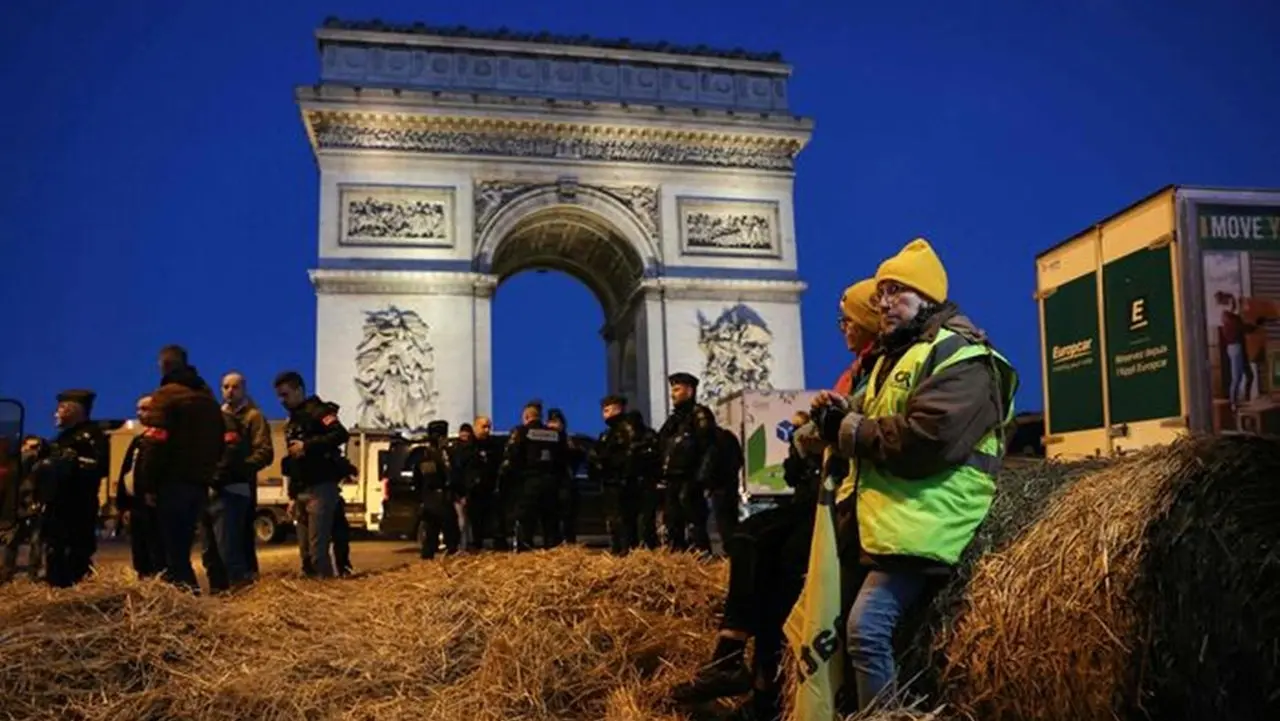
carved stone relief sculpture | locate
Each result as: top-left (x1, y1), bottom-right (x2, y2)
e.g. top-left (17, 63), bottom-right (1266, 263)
top-left (340, 185), bottom-right (455, 247)
top-left (473, 179), bottom-right (660, 241)
top-left (354, 306), bottom-right (440, 430)
top-left (678, 197), bottom-right (781, 257)
top-left (696, 303), bottom-right (775, 402)
top-left (308, 112), bottom-right (801, 172)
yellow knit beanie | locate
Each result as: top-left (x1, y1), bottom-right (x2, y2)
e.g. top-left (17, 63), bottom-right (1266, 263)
top-left (876, 237), bottom-right (948, 303)
top-left (840, 278), bottom-right (879, 333)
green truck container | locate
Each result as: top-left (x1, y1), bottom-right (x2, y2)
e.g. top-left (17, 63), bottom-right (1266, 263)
top-left (1036, 185), bottom-right (1280, 459)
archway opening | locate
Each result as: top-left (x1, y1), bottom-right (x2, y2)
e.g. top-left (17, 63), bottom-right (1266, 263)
top-left (491, 269), bottom-right (606, 435)
top-left (487, 207), bottom-right (648, 437)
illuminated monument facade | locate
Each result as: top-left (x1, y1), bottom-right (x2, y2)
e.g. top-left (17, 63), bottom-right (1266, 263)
top-left (297, 18), bottom-right (813, 429)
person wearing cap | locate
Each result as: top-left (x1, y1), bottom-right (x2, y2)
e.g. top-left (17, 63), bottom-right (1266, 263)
top-left (411, 420), bottom-right (462, 559)
top-left (38, 389), bottom-right (110, 587)
top-left (499, 399), bottom-right (571, 550)
top-left (833, 278), bottom-right (882, 397)
top-left (810, 238), bottom-right (1018, 711)
top-left (657, 372), bottom-right (719, 553)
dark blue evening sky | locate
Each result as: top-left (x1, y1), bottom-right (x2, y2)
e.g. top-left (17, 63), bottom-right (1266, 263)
top-left (2, 1), bottom-right (1277, 436)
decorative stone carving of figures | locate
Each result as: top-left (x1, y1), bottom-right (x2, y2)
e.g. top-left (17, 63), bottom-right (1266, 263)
top-left (354, 307), bottom-right (440, 430)
top-left (696, 304), bottom-right (775, 401)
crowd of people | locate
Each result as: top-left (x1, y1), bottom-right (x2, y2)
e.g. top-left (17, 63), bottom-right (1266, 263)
top-left (0, 348), bottom-right (754, 590)
top-left (380, 389), bottom-right (747, 561)
top-left (0, 236), bottom-right (1017, 721)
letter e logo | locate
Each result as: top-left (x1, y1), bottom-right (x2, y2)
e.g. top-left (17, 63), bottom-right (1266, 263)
top-left (1129, 297), bottom-right (1149, 331)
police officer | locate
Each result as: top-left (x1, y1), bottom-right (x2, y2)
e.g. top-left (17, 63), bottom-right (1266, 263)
top-left (657, 373), bottom-right (718, 553)
top-left (40, 390), bottom-right (110, 587)
top-left (456, 416), bottom-right (505, 550)
top-left (625, 409), bottom-right (663, 550)
top-left (710, 425), bottom-right (744, 552)
top-left (1, 436), bottom-right (46, 583)
top-left (499, 400), bottom-right (569, 551)
top-left (590, 394), bottom-right (649, 555)
top-left (411, 420), bottom-right (462, 559)
top-left (275, 370), bottom-right (350, 579)
top-left (547, 408), bottom-right (583, 544)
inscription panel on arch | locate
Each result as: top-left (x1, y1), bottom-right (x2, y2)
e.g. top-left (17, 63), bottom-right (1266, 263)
top-left (677, 197), bottom-right (781, 259)
top-left (339, 184), bottom-right (456, 249)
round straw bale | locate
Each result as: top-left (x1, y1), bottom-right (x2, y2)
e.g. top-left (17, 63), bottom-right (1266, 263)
top-left (934, 434), bottom-right (1280, 721)
top-left (779, 453), bottom-right (1105, 721)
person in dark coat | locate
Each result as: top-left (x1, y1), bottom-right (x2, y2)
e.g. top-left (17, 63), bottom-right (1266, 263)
top-left (149, 345), bottom-right (226, 593)
top-left (114, 395), bottom-right (166, 578)
top-left (40, 389), bottom-right (110, 587)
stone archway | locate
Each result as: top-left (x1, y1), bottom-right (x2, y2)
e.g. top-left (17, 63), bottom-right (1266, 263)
top-left (474, 185), bottom-right (655, 421)
top-left (300, 19), bottom-right (814, 432)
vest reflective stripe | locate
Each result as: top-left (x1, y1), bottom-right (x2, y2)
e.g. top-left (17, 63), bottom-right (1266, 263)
top-left (856, 327), bottom-right (1017, 565)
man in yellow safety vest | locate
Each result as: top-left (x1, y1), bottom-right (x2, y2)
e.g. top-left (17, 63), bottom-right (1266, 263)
top-left (809, 237), bottom-right (1018, 713)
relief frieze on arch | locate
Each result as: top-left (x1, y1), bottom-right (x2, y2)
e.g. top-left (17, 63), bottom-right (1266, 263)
top-left (473, 178), bottom-right (660, 242)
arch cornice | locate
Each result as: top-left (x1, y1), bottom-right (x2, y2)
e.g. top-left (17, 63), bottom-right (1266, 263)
top-left (309, 268), bottom-right (499, 297)
top-left (473, 181), bottom-right (661, 273)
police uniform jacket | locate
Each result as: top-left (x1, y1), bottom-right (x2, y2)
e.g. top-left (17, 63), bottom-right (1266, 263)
top-left (283, 396), bottom-right (350, 498)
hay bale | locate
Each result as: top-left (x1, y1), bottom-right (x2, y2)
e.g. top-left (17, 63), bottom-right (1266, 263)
top-left (933, 435), bottom-right (1280, 721)
top-left (901, 454), bottom-right (1112, 681)
top-left (0, 547), bottom-right (729, 721)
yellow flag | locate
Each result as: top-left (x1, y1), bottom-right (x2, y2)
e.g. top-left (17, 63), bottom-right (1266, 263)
top-left (783, 471), bottom-right (845, 721)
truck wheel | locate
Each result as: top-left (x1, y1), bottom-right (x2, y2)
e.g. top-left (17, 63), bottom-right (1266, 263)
top-left (255, 512), bottom-right (283, 544)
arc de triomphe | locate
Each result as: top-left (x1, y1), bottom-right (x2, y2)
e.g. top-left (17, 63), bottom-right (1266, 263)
top-left (298, 18), bottom-right (813, 430)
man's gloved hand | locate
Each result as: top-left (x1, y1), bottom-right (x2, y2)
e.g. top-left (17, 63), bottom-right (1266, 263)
top-left (792, 422), bottom-right (826, 458)
top-left (813, 404), bottom-right (851, 445)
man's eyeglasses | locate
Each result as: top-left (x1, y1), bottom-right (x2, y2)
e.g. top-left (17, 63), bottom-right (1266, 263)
top-left (873, 281), bottom-right (910, 304)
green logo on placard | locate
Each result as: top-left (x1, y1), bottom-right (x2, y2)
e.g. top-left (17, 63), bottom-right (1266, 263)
top-left (1050, 338), bottom-right (1094, 371)
top-left (1104, 246), bottom-right (1181, 424)
top-left (1129, 297), bottom-right (1148, 331)
top-left (1042, 273), bottom-right (1104, 434)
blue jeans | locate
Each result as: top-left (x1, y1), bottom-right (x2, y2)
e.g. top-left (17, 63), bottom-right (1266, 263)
top-left (158, 483), bottom-right (207, 593)
top-left (1226, 343), bottom-right (1252, 406)
top-left (202, 489), bottom-right (252, 590)
top-left (297, 481), bottom-right (340, 578)
top-left (846, 569), bottom-right (929, 711)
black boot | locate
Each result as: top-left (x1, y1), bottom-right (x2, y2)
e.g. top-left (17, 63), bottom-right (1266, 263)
top-left (671, 636), bottom-right (753, 704)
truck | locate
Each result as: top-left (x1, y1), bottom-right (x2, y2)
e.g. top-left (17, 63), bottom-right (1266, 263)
top-left (1036, 185), bottom-right (1280, 459)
